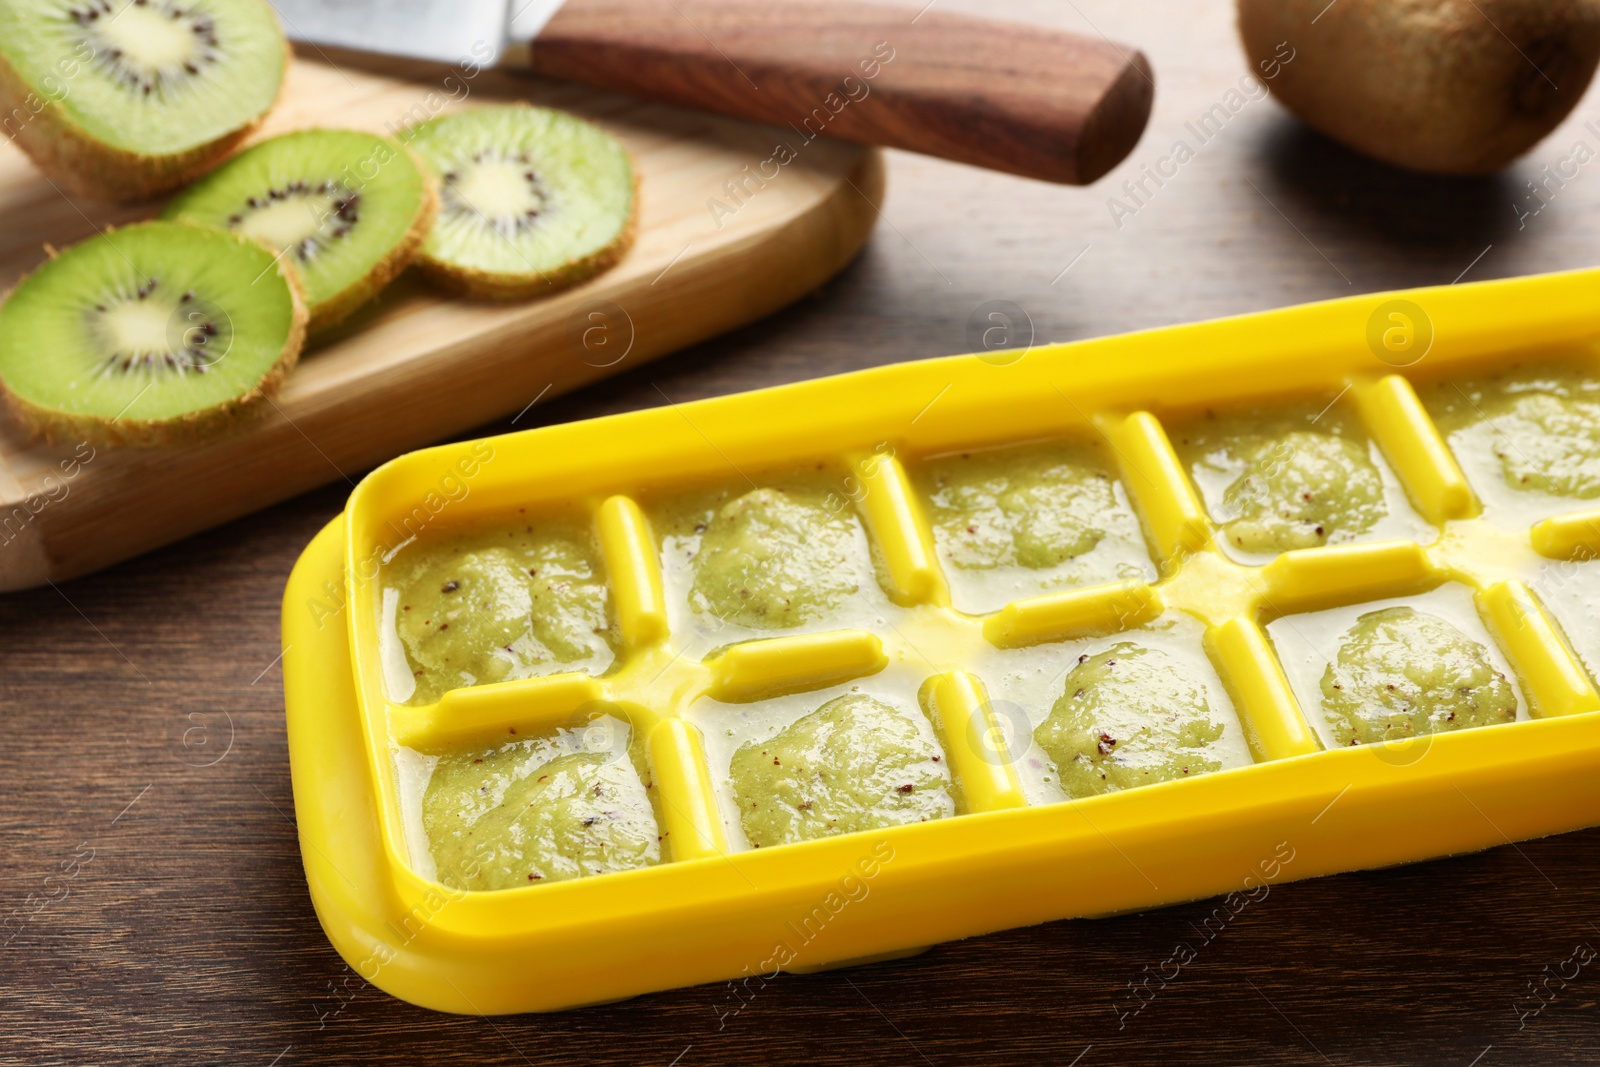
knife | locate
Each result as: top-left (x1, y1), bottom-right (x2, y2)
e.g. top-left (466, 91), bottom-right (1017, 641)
top-left (267, 0), bottom-right (1153, 185)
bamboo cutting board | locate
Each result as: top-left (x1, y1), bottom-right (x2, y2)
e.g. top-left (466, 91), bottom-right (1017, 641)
top-left (0, 50), bottom-right (883, 591)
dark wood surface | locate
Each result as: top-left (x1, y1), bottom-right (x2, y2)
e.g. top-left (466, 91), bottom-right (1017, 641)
top-left (6, 1), bottom-right (1600, 1063)
top-left (537, 0), bottom-right (1152, 183)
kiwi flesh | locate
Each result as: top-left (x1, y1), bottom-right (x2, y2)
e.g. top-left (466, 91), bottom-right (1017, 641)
top-left (403, 105), bottom-right (636, 300)
top-left (0, 0), bottom-right (288, 202)
top-left (1238, 0), bottom-right (1600, 174)
top-left (164, 129), bottom-right (438, 330)
top-left (0, 220), bottom-right (305, 447)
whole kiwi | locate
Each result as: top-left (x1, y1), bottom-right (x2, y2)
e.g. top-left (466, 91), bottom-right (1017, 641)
top-left (1238, 0), bottom-right (1600, 174)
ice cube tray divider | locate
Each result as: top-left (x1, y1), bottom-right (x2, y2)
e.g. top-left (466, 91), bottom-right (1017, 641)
top-left (286, 265), bottom-right (1600, 1013)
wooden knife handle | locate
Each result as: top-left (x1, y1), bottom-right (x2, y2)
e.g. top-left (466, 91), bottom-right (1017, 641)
top-left (530, 0), bottom-right (1153, 184)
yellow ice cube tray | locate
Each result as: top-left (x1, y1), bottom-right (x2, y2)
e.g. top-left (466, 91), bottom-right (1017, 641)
top-left (283, 267), bottom-right (1600, 1015)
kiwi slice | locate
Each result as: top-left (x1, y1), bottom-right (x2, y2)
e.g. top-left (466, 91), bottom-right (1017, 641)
top-left (0, 220), bottom-right (306, 447)
top-left (164, 129), bottom-right (438, 330)
top-left (0, 0), bottom-right (288, 202)
top-left (404, 105), bottom-right (636, 300)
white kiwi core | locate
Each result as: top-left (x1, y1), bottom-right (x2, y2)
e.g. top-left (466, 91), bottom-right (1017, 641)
top-left (99, 3), bottom-right (203, 73)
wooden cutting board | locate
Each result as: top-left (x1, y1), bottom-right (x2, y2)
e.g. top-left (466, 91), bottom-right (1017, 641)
top-left (0, 50), bottom-right (882, 591)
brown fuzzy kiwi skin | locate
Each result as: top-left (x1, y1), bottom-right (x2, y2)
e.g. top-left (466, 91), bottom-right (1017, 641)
top-left (306, 149), bottom-right (440, 332)
top-left (414, 165), bottom-right (639, 302)
top-left (1238, 0), bottom-right (1600, 175)
top-left (0, 224), bottom-right (308, 450)
top-left (0, 2), bottom-right (291, 203)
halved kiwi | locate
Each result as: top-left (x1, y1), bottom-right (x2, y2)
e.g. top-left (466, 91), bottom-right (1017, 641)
top-left (0, 220), bottom-right (306, 446)
top-left (403, 105), bottom-right (637, 300)
top-left (164, 129), bottom-right (438, 330)
top-left (0, 0), bottom-right (289, 202)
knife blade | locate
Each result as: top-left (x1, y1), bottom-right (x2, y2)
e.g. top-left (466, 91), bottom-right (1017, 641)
top-left (266, 0), bottom-right (1153, 185)
top-left (269, 0), bottom-right (514, 66)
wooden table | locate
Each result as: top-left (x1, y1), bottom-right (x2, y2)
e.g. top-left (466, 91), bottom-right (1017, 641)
top-left (5, 2), bottom-right (1599, 1063)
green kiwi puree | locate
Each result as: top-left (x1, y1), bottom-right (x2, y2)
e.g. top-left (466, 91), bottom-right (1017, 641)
top-left (1320, 607), bottom-right (1518, 745)
top-left (389, 520), bottom-right (617, 705)
top-left (1425, 366), bottom-right (1600, 498)
top-left (422, 733), bottom-right (659, 891)
top-left (1175, 406), bottom-right (1388, 554)
top-left (653, 475), bottom-right (864, 631)
top-left (1034, 643), bottom-right (1230, 798)
top-left (729, 694), bottom-right (953, 848)
top-left (922, 442), bottom-right (1126, 569)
